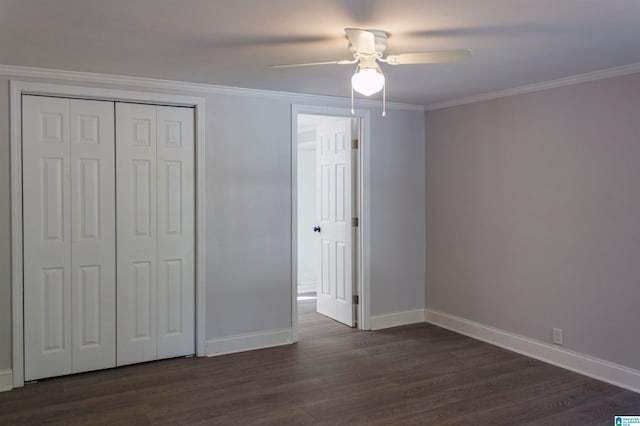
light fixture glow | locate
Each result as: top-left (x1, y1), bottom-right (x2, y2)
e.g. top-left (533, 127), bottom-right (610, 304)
top-left (351, 67), bottom-right (385, 96)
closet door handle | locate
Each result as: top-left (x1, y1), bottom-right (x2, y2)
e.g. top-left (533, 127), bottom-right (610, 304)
top-left (313, 226), bottom-right (321, 233)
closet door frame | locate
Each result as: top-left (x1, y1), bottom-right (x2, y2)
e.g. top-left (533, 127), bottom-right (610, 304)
top-left (10, 81), bottom-right (207, 388)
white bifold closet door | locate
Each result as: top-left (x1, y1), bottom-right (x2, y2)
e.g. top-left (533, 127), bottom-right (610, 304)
top-left (116, 103), bottom-right (195, 366)
top-left (23, 96), bottom-right (195, 380)
top-left (23, 96), bottom-right (116, 381)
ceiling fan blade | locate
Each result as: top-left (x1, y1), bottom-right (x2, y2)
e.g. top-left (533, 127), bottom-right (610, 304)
top-left (385, 49), bottom-right (471, 65)
top-left (345, 28), bottom-right (376, 54)
top-left (271, 59), bottom-right (355, 69)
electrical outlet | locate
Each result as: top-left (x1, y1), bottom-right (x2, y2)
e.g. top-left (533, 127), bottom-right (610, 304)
top-left (553, 328), bottom-right (563, 345)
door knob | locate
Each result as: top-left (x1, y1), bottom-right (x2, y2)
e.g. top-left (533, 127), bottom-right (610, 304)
top-left (313, 226), bottom-right (321, 233)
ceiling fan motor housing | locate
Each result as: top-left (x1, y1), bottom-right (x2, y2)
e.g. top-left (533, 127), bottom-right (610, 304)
top-left (348, 29), bottom-right (389, 55)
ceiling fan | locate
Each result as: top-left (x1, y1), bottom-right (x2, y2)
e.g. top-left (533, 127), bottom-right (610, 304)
top-left (272, 28), bottom-right (471, 114)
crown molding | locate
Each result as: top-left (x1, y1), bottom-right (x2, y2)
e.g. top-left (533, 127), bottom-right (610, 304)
top-left (0, 64), bottom-right (424, 112)
top-left (425, 61), bottom-right (640, 111)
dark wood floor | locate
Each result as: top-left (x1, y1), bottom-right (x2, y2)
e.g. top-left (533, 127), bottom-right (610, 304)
top-left (1, 296), bottom-right (638, 425)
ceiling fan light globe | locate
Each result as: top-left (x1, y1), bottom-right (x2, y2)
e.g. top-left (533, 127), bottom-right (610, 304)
top-left (352, 68), bottom-right (385, 96)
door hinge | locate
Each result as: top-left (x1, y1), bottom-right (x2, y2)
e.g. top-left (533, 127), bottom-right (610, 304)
top-left (353, 294), bottom-right (359, 305)
top-left (352, 217), bottom-right (359, 227)
top-left (352, 139), bottom-right (359, 149)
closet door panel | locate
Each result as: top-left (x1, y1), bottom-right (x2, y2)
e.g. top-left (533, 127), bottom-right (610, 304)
top-left (157, 106), bottom-right (195, 358)
top-left (70, 99), bottom-right (116, 373)
top-left (23, 96), bottom-right (73, 381)
top-left (116, 103), bottom-right (158, 366)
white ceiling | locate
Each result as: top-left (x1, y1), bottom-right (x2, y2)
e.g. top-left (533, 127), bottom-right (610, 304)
top-left (1, 0), bottom-right (639, 106)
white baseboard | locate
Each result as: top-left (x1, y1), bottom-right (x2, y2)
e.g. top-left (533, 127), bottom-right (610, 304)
top-left (206, 328), bottom-right (293, 357)
top-left (425, 309), bottom-right (640, 394)
top-left (297, 282), bottom-right (316, 294)
top-left (0, 370), bottom-right (12, 392)
top-left (370, 309), bottom-right (425, 330)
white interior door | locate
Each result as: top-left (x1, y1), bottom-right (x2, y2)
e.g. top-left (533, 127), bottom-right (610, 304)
top-left (23, 96), bottom-right (73, 380)
top-left (315, 119), bottom-right (355, 326)
top-left (156, 106), bottom-right (195, 358)
top-left (116, 103), bottom-right (159, 365)
top-left (23, 96), bottom-right (116, 380)
top-left (70, 99), bottom-right (116, 373)
top-left (116, 103), bottom-right (195, 365)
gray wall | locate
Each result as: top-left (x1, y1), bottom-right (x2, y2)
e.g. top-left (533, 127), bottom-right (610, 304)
top-left (371, 111), bottom-right (426, 315)
top-left (206, 94), bottom-right (293, 337)
top-left (425, 72), bottom-right (640, 370)
top-left (0, 73), bottom-right (426, 372)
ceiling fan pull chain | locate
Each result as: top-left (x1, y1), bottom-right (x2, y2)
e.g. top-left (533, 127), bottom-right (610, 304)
top-left (351, 86), bottom-right (355, 115)
top-left (382, 83), bottom-right (386, 117)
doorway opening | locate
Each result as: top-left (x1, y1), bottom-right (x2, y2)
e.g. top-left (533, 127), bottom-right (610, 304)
top-left (291, 106), bottom-right (371, 339)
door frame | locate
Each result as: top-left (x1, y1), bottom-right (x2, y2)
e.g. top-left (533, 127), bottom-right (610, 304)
top-left (10, 81), bottom-right (207, 388)
top-left (291, 104), bottom-right (371, 339)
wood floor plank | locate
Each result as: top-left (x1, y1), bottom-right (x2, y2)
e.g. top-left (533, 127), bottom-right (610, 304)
top-left (0, 297), bottom-right (637, 425)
